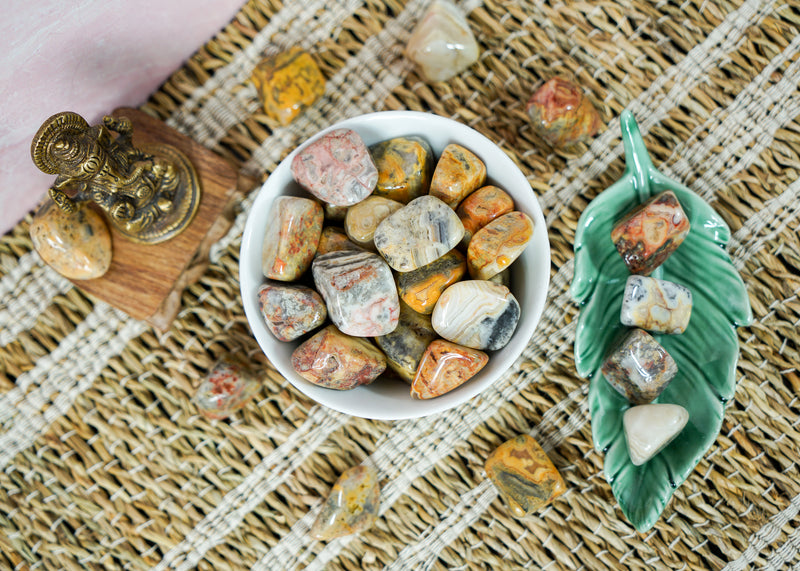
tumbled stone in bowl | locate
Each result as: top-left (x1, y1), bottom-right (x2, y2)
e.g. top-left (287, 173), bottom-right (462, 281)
top-left (397, 249), bottom-right (466, 315)
top-left (370, 136), bottom-right (434, 203)
top-left (429, 143), bottom-right (487, 208)
top-left (456, 185), bottom-right (515, 246)
top-left (467, 211), bottom-right (534, 280)
top-left (261, 196), bottom-right (323, 281)
top-left (257, 282), bottom-right (327, 342)
top-left (344, 196), bottom-right (404, 250)
top-left (410, 339), bottom-right (488, 399)
top-left (315, 226), bottom-right (362, 257)
top-left (374, 301), bottom-right (438, 383)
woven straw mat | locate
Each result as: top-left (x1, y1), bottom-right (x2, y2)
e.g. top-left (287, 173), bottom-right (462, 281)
top-left (2, 0), bottom-right (799, 569)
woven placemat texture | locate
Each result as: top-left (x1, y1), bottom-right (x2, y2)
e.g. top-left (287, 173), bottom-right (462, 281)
top-left (2, 0), bottom-right (799, 569)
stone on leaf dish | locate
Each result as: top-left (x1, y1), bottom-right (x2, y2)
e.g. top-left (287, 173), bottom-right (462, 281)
top-left (623, 404), bottom-right (689, 466)
top-left (601, 328), bottom-right (677, 404)
top-left (621, 275), bottom-right (692, 334)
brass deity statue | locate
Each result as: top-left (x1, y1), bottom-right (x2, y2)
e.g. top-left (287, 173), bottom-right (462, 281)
top-left (31, 111), bottom-right (201, 244)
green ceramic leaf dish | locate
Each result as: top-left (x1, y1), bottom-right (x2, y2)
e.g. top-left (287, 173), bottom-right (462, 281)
top-left (570, 111), bottom-right (752, 532)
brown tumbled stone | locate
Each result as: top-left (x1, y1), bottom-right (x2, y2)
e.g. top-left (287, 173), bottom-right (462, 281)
top-left (374, 302), bottom-right (438, 383)
top-left (456, 185), bottom-right (515, 246)
top-left (370, 136), bottom-right (434, 203)
top-left (429, 144), bottom-right (486, 208)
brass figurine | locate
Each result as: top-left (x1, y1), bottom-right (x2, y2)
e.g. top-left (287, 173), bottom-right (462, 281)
top-left (31, 111), bottom-right (201, 244)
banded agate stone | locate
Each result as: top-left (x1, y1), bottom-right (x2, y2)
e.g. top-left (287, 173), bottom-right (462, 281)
top-left (410, 339), bottom-right (488, 399)
top-left (432, 280), bottom-right (520, 351)
top-left (312, 251), bottom-right (399, 337)
top-left (311, 465), bottom-right (380, 540)
top-left (397, 249), bottom-right (466, 315)
top-left (344, 196), bottom-right (404, 249)
top-left (525, 77), bottom-right (601, 148)
top-left (601, 328), bottom-right (677, 404)
top-left (429, 144), bottom-right (487, 208)
top-left (467, 211), bottom-right (534, 280)
top-left (624, 404), bottom-right (689, 466)
top-left (292, 128), bottom-right (378, 206)
top-left (193, 361), bottom-right (261, 420)
top-left (291, 325), bottom-right (386, 390)
top-left (370, 136), bottom-right (433, 203)
top-left (374, 195), bottom-right (464, 272)
top-left (315, 226), bottom-right (361, 257)
top-left (261, 196), bottom-right (323, 281)
top-left (456, 185), bottom-right (515, 246)
top-left (621, 275), bottom-right (692, 334)
top-left (257, 283), bottom-right (327, 342)
top-left (374, 302), bottom-right (438, 383)
top-left (485, 434), bottom-right (566, 517)
top-left (611, 190), bottom-right (690, 275)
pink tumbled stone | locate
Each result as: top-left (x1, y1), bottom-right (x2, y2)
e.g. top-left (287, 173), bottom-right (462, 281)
top-left (261, 196), bottom-right (323, 281)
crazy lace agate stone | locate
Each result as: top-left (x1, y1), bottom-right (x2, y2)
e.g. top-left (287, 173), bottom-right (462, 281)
top-left (311, 465), bottom-right (380, 540)
top-left (624, 403), bottom-right (689, 466)
top-left (611, 190), bottom-right (690, 275)
top-left (432, 280), bottom-right (520, 351)
top-left (292, 128), bottom-right (378, 206)
top-left (291, 325), bottom-right (386, 390)
top-left (485, 434), bottom-right (566, 517)
top-left (467, 211), bottom-right (534, 280)
top-left (324, 202), bottom-right (349, 222)
top-left (456, 185), bottom-right (515, 246)
top-left (526, 77), bottom-right (601, 148)
top-left (374, 302), bottom-right (439, 383)
top-left (397, 249), bottom-right (466, 315)
top-left (406, 0), bottom-right (480, 83)
top-left (344, 196), bottom-right (404, 249)
top-left (410, 339), bottom-right (488, 399)
top-left (312, 250), bottom-right (399, 336)
top-left (370, 136), bottom-right (433, 203)
top-left (621, 275), bottom-right (693, 334)
top-left (429, 144), bottom-right (487, 208)
top-left (315, 226), bottom-right (361, 257)
top-left (193, 361), bottom-right (261, 420)
top-left (257, 283), bottom-right (327, 342)
top-left (30, 200), bottom-right (112, 280)
top-left (374, 195), bottom-right (464, 272)
top-left (250, 47), bottom-right (325, 126)
top-left (261, 196), bottom-right (323, 281)
top-left (601, 328), bottom-right (677, 404)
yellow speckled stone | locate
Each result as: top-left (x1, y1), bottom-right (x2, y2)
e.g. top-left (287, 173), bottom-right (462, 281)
top-left (311, 465), bottom-right (380, 540)
top-left (370, 136), bottom-right (433, 203)
top-left (429, 144), bottom-right (486, 208)
top-left (467, 211), bottom-right (533, 280)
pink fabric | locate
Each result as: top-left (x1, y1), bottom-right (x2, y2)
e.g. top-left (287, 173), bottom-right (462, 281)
top-left (0, 0), bottom-right (245, 235)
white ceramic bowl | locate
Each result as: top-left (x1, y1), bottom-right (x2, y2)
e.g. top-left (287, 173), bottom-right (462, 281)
top-left (240, 111), bottom-right (550, 420)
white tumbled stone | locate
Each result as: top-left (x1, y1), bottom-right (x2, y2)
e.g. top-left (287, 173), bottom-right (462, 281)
top-left (621, 275), bottom-right (692, 334)
top-left (623, 404), bottom-right (689, 466)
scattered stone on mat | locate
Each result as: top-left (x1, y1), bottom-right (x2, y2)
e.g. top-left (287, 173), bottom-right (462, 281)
top-left (292, 128), bottom-right (378, 206)
top-left (311, 464), bottom-right (380, 540)
top-left (456, 185), bottom-right (515, 246)
top-left (257, 282), bottom-right (327, 342)
top-left (467, 211), bottom-right (534, 280)
top-left (485, 434), bottom-right (566, 517)
top-left (292, 325), bottom-right (387, 390)
top-left (397, 249), bottom-right (466, 315)
top-left (30, 200), bottom-right (113, 280)
top-left (624, 403), bottom-right (689, 466)
top-left (410, 339), bottom-right (488, 399)
top-left (374, 195), bottom-right (465, 272)
top-left (193, 361), bottom-right (261, 420)
top-left (621, 275), bottom-right (693, 334)
top-left (370, 136), bottom-right (433, 203)
top-left (611, 190), bottom-right (690, 275)
top-left (250, 46), bottom-right (326, 126)
top-left (344, 196), bottom-right (404, 249)
top-left (601, 328), bottom-right (677, 404)
top-left (432, 280), bottom-right (520, 351)
top-left (525, 77), bottom-right (601, 148)
top-left (405, 0), bottom-right (479, 83)
top-left (374, 301), bottom-right (439, 383)
top-left (261, 196), bottom-right (323, 281)
top-left (312, 250), bottom-right (399, 337)
top-left (429, 143), bottom-right (487, 208)
top-left (315, 226), bottom-right (361, 257)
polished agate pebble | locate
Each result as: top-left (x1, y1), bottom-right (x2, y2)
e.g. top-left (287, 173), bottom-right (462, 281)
top-left (405, 0), bottom-right (479, 83)
top-left (467, 211), bottom-right (534, 280)
top-left (410, 339), bottom-right (488, 399)
top-left (261, 196), bottom-right (323, 281)
top-left (374, 301), bottom-right (439, 383)
top-left (192, 361), bottom-right (261, 420)
top-left (250, 46), bottom-right (325, 126)
top-left (257, 283), bottom-right (327, 342)
top-left (30, 200), bottom-right (112, 280)
top-left (526, 77), bottom-right (601, 148)
top-left (312, 250), bottom-right (399, 337)
top-left (311, 465), bottom-right (380, 540)
top-left (611, 190), bottom-right (690, 275)
top-left (624, 403), bottom-right (689, 466)
top-left (315, 226), bottom-right (361, 257)
top-left (432, 280), bottom-right (520, 351)
top-left (621, 275), bottom-right (692, 334)
top-left (429, 143), bottom-right (487, 208)
top-left (601, 328), bottom-right (677, 404)
top-left (344, 196), bottom-right (404, 249)
top-left (397, 249), bottom-right (466, 315)
top-left (457, 185), bottom-right (515, 246)
top-left (374, 195), bottom-right (464, 272)
top-left (485, 434), bottom-right (566, 517)
top-left (370, 136), bottom-right (433, 203)
top-left (292, 325), bottom-right (386, 390)
top-left (292, 128), bottom-right (378, 206)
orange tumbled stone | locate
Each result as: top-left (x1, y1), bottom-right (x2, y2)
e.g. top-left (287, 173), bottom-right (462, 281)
top-left (457, 185), bottom-right (515, 246)
top-left (429, 144), bottom-right (487, 208)
top-left (397, 249), bottom-right (466, 315)
top-left (485, 434), bottom-right (566, 517)
top-left (370, 136), bottom-right (434, 204)
top-left (467, 211), bottom-right (534, 280)
top-left (410, 339), bottom-right (488, 399)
